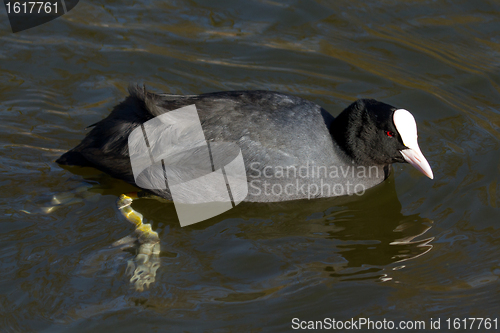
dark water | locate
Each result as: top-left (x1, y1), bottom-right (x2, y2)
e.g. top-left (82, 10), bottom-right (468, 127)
top-left (1, 0), bottom-right (499, 331)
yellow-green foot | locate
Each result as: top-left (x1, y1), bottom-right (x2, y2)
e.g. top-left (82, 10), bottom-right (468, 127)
top-left (116, 192), bottom-right (162, 291)
top-left (126, 242), bottom-right (160, 291)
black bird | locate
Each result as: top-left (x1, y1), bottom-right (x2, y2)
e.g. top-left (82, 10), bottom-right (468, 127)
top-left (56, 86), bottom-right (433, 290)
top-left (58, 86), bottom-right (433, 198)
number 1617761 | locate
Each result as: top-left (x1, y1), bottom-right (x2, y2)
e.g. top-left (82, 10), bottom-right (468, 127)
top-left (5, 2), bottom-right (59, 14)
top-left (446, 318), bottom-right (497, 330)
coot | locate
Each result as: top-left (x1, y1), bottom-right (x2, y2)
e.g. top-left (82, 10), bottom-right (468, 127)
top-left (58, 86), bottom-right (432, 200)
top-left (56, 86), bottom-right (433, 290)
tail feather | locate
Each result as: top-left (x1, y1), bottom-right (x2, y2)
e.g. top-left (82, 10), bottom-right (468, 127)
top-left (56, 85), bottom-right (173, 170)
top-left (56, 151), bottom-right (91, 167)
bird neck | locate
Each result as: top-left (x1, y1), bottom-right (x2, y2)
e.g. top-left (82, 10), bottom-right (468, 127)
top-left (329, 104), bottom-right (375, 166)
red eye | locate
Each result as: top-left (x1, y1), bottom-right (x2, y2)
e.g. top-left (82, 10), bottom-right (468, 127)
top-left (386, 131), bottom-right (395, 137)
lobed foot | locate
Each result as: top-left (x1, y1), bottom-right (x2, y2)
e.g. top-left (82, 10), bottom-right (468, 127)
top-left (117, 193), bottom-right (162, 291)
top-left (126, 242), bottom-right (161, 291)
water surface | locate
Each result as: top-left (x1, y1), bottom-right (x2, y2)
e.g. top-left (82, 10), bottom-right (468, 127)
top-left (1, 0), bottom-right (499, 331)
